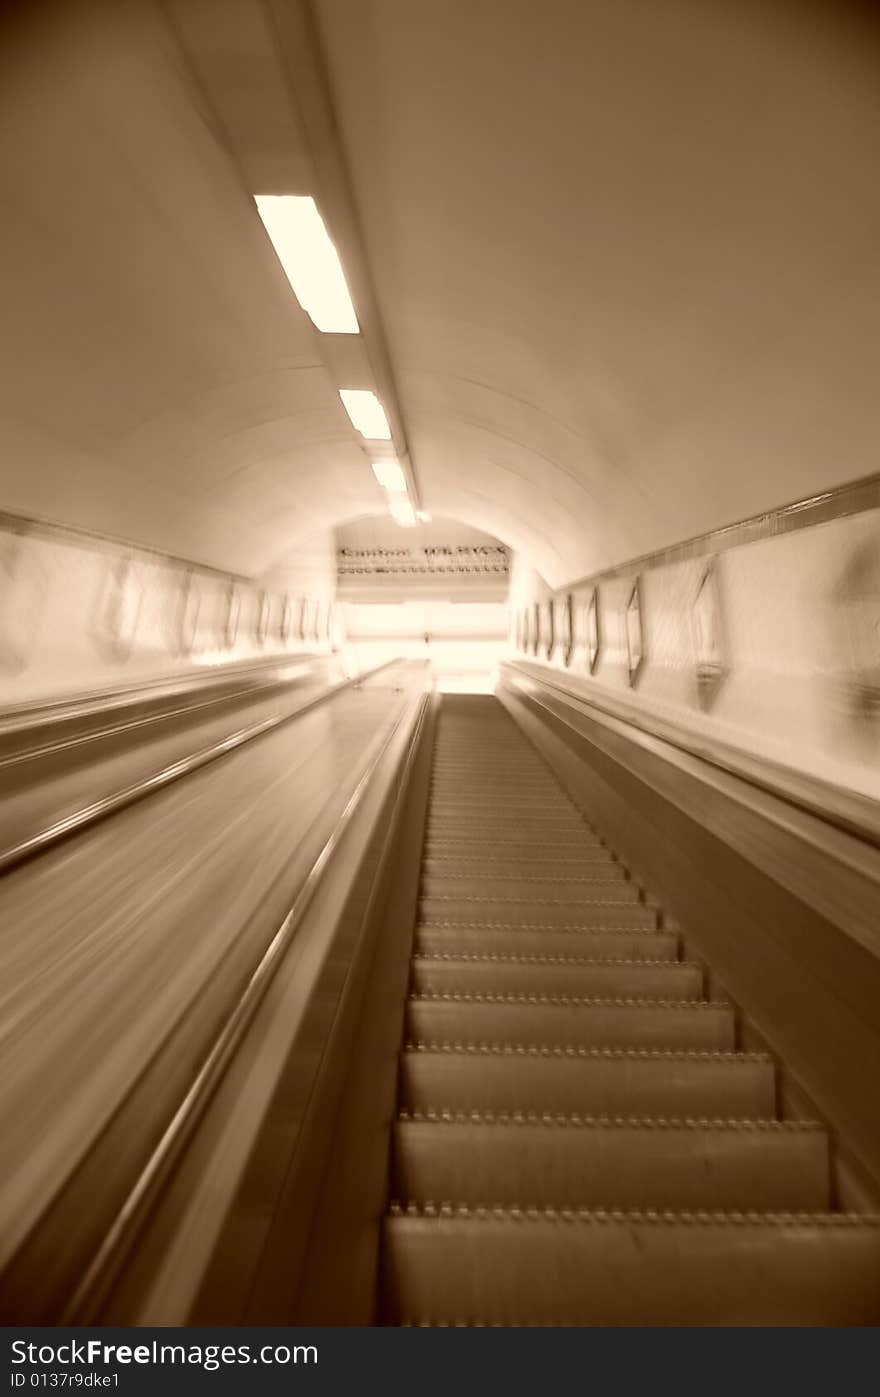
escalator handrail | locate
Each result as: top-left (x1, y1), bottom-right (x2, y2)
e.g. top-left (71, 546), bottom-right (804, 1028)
top-left (0, 649), bottom-right (346, 736)
top-left (0, 659), bottom-right (406, 877)
top-left (62, 675), bottom-right (430, 1322)
top-left (502, 659), bottom-right (880, 851)
top-left (0, 663), bottom-right (327, 770)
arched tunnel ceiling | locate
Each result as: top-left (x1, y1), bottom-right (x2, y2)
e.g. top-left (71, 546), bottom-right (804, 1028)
top-left (315, 0), bottom-right (880, 586)
top-left (1, 1), bottom-right (879, 587)
top-left (0, 0), bottom-right (383, 576)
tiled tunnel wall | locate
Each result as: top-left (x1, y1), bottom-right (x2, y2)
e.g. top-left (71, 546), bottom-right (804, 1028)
top-left (508, 502), bottom-right (880, 802)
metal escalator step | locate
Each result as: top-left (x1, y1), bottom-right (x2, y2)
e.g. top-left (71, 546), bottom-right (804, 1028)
top-left (427, 814), bottom-right (589, 830)
top-left (431, 759), bottom-right (552, 767)
top-left (421, 871), bottom-right (630, 897)
top-left (422, 853), bottom-right (620, 873)
top-left (381, 1208), bottom-right (880, 1325)
top-left (426, 818), bottom-right (599, 832)
top-left (430, 769), bottom-right (550, 778)
top-left (423, 853), bottom-right (611, 869)
top-left (427, 815), bottom-right (582, 830)
top-left (391, 1116), bottom-right (831, 1212)
top-left (424, 799), bottom-right (586, 810)
top-left (414, 926), bottom-right (679, 960)
top-left (428, 789), bottom-right (564, 802)
top-left (432, 740), bottom-right (529, 746)
top-left (433, 758), bottom-right (556, 768)
top-left (420, 892), bottom-right (645, 924)
top-left (430, 760), bottom-right (551, 768)
top-left (406, 994), bottom-right (735, 1051)
top-left (432, 750), bottom-right (544, 758)
top-left (425, 828), bottom-right (595, 846)
top-left (433, 756), bottom-right (543, 762)
top-left (424, 837), bottom-right (607, 856)
top-left (427, 771), bottom-right (553, 782)
top-left (424, 815), bottom-right (578, 827)
top-left (410, 954), bottom-right (702, 999)
top-left (399, 1045), bottom-right (776, 1117)
top-left (433, 783), bottom-right (577, 798)
top-left (430, 801), bottom-right (566, 809)
top-left (419, 907), bottom-right (659, 932)
top-left (423, 885), bottom-right (642, 907)
top-left (429, 791), bottom-right (568, 802)
top-left (428, 793), bottom-right (574, 807)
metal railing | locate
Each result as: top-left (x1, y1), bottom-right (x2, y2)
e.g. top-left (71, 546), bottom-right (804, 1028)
top-left (0, 661), bottom-right (400, 876)
top-left (62, 674), bottom-right (430, 1321)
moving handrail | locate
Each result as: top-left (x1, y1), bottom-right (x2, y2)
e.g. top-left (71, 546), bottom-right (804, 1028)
top-left (503, 659), bottom-right (880, 850)
top-left (0, 651), bottom-right (325, 735)
top-left (0, 660), bottom-right (398, 877)
top-left (0, 655), bottom-right (335, 766)
top-left (63, 677), bottom-right (430, 1322)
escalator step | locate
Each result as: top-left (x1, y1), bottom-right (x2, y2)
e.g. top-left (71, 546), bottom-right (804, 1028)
top-left (421, 870), bottom-right (630, 897)
top-left (406, 994), bottom-right (735, 1051)
top-left (419, 893), bottom-right (645, 925)
top-left (422, 852), bottom-right (620, 873)
top-left (424, 826), bottom-right (609, 842)
top-left (427, 814), bottom-right (592, 830)
top-left (413, 926), bottom-right (679, 960)
top-left (428, 797), bottom-right (569, 809)
top-left (419, 907), bottom-right (659, 931)
top-left (430, 773), bottom-right (569, 780)
top-left (431, 772), bottom-right (587, 782)
top-left (428, 796), bottom-right (575, 811)
top-left (391, 1116), bottom-right (831, 1212)
top-left (400, 1045), bottom-right (776, 1117)
top-left (421, 910), bottom-right (662, 933)
top-left (410, 954), bottom-right (702, 999)
top-left (382, 1208), bottom-right (880, 1325)
top-left (424, 837), bottom-right (608, 856)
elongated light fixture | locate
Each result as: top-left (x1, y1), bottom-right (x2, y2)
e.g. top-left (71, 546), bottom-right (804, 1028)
top-left (254, 195), bottom-right (359, 333)
top-left (371, 459), bottom-right (407, 492)
top-left (339, 388), bottom-right (392, 440)
top-left (388, 494), bottom-right (417, 527)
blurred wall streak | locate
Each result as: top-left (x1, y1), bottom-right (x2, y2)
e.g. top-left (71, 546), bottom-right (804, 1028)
top-left (0, 512), bottom-right (339, 706)
top-left (508, 490), bottom-right (880, 802)
top-left (834, 535), bottom-right (880, 740)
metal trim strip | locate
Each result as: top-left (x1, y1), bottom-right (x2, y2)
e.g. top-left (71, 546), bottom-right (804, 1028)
top-left (563, 472), bottom-right (880, 593)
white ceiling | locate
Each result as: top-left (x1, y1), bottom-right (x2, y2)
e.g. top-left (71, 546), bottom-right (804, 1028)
top-left (2, 0), bottom-right (879, 587)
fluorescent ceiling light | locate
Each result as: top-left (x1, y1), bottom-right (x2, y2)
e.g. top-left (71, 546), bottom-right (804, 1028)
top-left (388, 495), bottom-right (417, 527)
top-left (339, 389), bottom-right (392, 440)
top-left (371, 460), bottom-right (407, 492)
top-left (254, 194), bottom-right (359, 333)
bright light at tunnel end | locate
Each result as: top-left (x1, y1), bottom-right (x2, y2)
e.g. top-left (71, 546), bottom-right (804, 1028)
top-left (254, 195), bottom-right (359, 334)
top-left (339, 389), bottom-right (392, 440)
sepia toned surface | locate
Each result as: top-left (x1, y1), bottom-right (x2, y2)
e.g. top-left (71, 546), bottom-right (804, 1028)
top-left (0, 666), bottom-right (417, 1297)
top-left (0, 0), bottom-right (878, 1331)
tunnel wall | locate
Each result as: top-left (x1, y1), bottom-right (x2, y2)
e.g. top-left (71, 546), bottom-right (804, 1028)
top-left (508, 488), bottom-right (880, 802)
top-left (0, 513), bottom-right (339, 706)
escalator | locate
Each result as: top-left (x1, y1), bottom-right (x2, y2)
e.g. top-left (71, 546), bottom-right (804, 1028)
top-left (379, 695), bottom-right (880, 1325)
top-left (11, 683), bottom-right (876, 1326)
